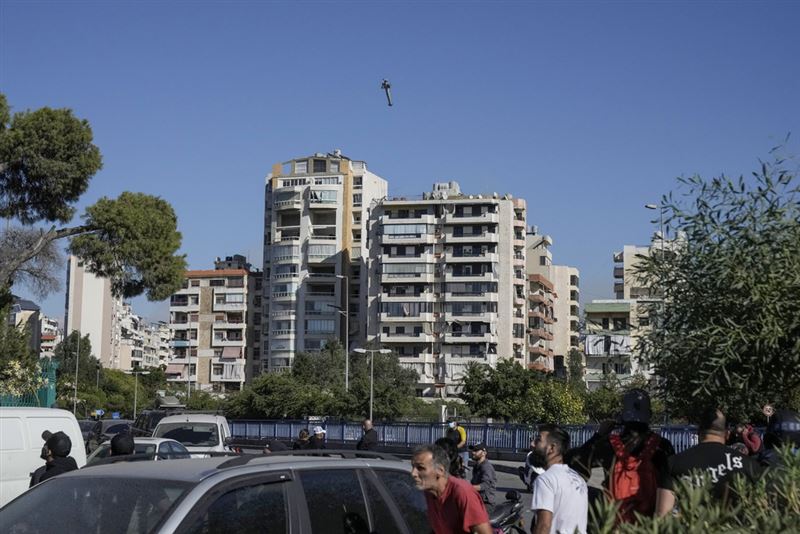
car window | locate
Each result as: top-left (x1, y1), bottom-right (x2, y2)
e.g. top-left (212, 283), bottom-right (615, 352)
top-left (104, 423), bottom-right (130, 434)
top-left (299, 470), bottom-right (370, 534)
top-left (363, 476), bottom-right (405, 534)
top-left (154, 423), bottom-right (220, 446)
top-left (184, 481), bottom-right (288, 534)
top-left (158, 442), bottom-right (172, 459)
top-left (1, 477), bottom-right (191, 533)
top-left (169, 441), bottom-right (191, 458)
top-left (375, 470), bottom-right (429, 534)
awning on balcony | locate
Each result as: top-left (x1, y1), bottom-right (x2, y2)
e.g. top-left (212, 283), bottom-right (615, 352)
top-left (165, 364), bottom-right (184, 373)
top-left (221, 346), bottom-right (242, 359)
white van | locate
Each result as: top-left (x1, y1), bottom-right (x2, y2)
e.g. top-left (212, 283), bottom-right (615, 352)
top-left (152, 414), bottom-right (232, 458)
top-left (0, 407), bottom-right (87, 507)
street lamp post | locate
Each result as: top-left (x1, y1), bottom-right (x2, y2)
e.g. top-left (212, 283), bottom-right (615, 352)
top-left (353, 348), bottom-right (391, 421)
top-left (645, 203), bottom-right (667, 425)
top-left (73, 331), bottom-right (81, 415)
top-left (125, 369), bottom-right (150, 419)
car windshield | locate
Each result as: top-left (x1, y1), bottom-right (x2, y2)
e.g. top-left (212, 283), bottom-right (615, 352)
top-left (1, 477), bottom-right (191, 533)
top-left (154, 422), bottom-right (220, 446)
top-left (87, 443), bottom-right (158, 464)
top-left (104, 423), bottom-right (130, 434)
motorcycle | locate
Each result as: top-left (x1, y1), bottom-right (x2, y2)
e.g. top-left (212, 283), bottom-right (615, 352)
top-left (489, 490), bottom-right (526, 534)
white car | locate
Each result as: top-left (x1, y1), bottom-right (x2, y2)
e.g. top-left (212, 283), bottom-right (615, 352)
top-left (85, 437), bottom-right (190, 465)
top-left (152, 414), bottom-right (232, 458)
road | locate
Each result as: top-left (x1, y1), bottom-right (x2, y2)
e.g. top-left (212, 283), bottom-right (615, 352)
top-left (488, 464), bottom-right (533, 531)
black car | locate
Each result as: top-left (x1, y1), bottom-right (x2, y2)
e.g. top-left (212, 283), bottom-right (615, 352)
top-left (86, 419), bottom-right (132, 452)
top-left (131, 410), bottom-right (169, 438)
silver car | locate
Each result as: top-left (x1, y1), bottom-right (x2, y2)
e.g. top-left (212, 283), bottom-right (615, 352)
top-left (0, 452), bottom-right (430, 533)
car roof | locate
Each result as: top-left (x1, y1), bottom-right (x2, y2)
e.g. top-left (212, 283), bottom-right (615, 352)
top-left (157, 414), bottom-right (226, 424)
top-left (56, 454), bottom-right (410, 484)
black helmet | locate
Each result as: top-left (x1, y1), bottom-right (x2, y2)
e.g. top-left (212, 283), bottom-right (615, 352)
top-left (766, 410), bottom-right (800, 448)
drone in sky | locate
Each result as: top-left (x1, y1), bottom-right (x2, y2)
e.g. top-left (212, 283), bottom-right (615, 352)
top-left (381, 79), bottom-right (393, 107)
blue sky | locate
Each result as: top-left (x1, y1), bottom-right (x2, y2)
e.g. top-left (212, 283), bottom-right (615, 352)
top-left (2, 1), bottom-right (798, 323)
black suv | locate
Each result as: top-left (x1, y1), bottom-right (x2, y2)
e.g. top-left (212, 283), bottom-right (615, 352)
top-left (131, 410), bottom-right (169, 438)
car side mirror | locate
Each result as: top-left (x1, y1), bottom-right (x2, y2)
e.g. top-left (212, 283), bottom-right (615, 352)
top-left (224, 437), bottom-right (233, 446)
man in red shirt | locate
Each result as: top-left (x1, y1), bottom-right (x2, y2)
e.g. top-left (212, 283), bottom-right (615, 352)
top-left (411, 444), bottom-right (493, 534)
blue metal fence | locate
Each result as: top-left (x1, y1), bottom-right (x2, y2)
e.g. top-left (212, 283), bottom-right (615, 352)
top-left (230, 420), bottom-right (701, 453)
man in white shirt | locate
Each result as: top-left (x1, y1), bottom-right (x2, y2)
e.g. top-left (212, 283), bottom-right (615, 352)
top-left (530, 424), bottom-right (588, 534)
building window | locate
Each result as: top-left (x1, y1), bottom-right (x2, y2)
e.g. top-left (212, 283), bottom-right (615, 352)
top-left (313, 159), bottom-right (327, 173)
top-left (353, 193), bottom-right (362, 205)
top-left (330, 161), bottom-right (340, 172)
top-left (190, 280), bottom-right (200, 287)
top-left (295, 160), bottom-right (307, 174)
top-left (210, 279), bottom-right (225, 287)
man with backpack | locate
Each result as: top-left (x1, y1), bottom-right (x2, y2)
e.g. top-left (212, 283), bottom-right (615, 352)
top-left (569, 388), bottom-right (675, 523)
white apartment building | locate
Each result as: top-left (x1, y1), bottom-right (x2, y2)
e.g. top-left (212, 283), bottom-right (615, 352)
top-left (526, 228), bottom-right (580, 375)
top-left (366, 182), bottom-right (528, 398)
top-left (39, 315), bottom-right (62, 359)
top-left (165, 255), bottom-right (258, 393)
top-left (261, 151), bottom-right (388, 372)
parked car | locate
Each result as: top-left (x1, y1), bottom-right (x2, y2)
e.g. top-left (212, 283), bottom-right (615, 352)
top-left (85, 437), bottom-right (191, 465)
top-left (152, 414), bottom-right (231, 458)
top-left (86, 419), bottom-right (133, 452)
top-left (0, 451), bottom-right (430, 533)
top-left (130, 410), bottom-right (169, 438)
top-left (0, 407), bottom-right (87, 507)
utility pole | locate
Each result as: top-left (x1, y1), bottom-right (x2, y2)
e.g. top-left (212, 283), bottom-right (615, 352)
top-left (73, 331), bottom-right (80, 415)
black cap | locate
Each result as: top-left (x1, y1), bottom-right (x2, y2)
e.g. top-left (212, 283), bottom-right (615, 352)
top-left (44, 431), bottom-right (72, 457)
top-left (621, 389), bottom-right (652, 424)
top-left (469, 442), bottom-right (487, 451)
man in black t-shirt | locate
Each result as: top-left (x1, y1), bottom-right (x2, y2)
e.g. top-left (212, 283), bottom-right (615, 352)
top-left (656, 407), bottom-right (761, 515)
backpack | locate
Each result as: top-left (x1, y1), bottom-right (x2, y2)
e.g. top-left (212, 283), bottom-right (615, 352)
top-left (608, 432), bottom-right (661, 523)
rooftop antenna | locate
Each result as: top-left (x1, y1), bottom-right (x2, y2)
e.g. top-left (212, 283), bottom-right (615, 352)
top-left (381, 79), bottom-right (393, 106)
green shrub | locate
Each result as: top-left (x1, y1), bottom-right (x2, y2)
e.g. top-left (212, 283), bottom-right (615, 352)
top-left (589, 447), bottom-right (800, 533)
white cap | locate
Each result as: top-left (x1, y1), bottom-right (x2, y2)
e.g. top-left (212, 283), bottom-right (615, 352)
top-left (312, 426), bottom-right (326, 434)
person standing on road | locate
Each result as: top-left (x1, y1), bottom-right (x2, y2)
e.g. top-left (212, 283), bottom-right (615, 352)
top-left (530, 425), bottom-right (588, 534)
top-left (656, 407), bottom-right (762, 515)
top-left (293, 429), bottom-right (312, 450)
top-left (411, 444), bottom-right (493, 534)
top-left (356, 419), bottom-right (379, 451)
top-left (469, 442), bottom-right (497, 511)
top-left (446, 419), bottom-right (468, 471)
top-left (29, 431), bottom-right (79, 487)
top-left (310, 426), bottom-right (327, 449)
top-left (569, 389), bottom-right (674, 522)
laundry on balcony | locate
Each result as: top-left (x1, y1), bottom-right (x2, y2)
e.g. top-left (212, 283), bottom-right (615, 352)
top-left (221, 346), bottom-right (242, 359)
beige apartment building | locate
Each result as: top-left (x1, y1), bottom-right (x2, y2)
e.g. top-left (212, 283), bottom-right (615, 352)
top-left (261, 151), bottom-right (388, 372)
top-left (525, 228), bottom-right (580, 375)
top-left (165, 255), bottom-right (259, 393)
top-left (366, 181), bottom-right (528, 398)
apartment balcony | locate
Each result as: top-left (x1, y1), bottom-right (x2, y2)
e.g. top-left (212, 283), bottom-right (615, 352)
top-left (380, 292), bottom-right (436, 303)
top-left (528, 328), bottom-right (554, 341)
top-left (445, 312), bottom-right (497, 323)
top-left (308, 233), bottom-right (338, 243)
top-left (444, 232), bottom-right (499, 244)
top-left (528, 310), bottom-right (555, 324)
top-left (514, 294), bottom-right (526, 307)
top-left (309, 199), bottom-right (339, 209)
top-left (446, 291), bottom-right (499, 302)
top-left (513, 217), bottom-right (526, 228)
top-left (168, 301), bottom-right (197, 311)
top-left (380, 214), bottom-right (435, 225)
top-left (274, 198), bottom-right (303, 210)
top-left (528, 345), bottom-right (554, 358)
top-left (166, 374), bottom-right (197, 383)
top-left (380, 233), bottom-right (436, 245)
top-left (271, 291), bottom-right (297, 301)
top-left (444, 252), bottom-right (498, 263)
top-left (513, 254), bottom-right (525, 266)
top-left (380, 272), bottom-right (435, 284)
top-left (270, 329), bottom-right (296, 339)
top-left (443, 271), bottom-right (495, 283)
top-left (307, 251), bottom-right (337, 264)
top-left (170, 321), bottom-right (196, 330)
top-left (272, 271), bottom-right (302, 280)
top-left (169, 339), bottom-right (192, 348)
top-left (212, 337), bottom-right (245, 347)
top-left (443, 212), bottom-right (499, 224)
top-left (613, 266), bottom-right (625, 279)
top-left (380, 252), bottom-right (436, 264)
top-left (213, 301), bottom-right (246, 312)
top-left (381, 332), bottom-right (435, 343)
top-left (380, 312), bottom-right (435, 323)
top-left (443, 332), bottom-right (498, 344)
top-left (614, 282), bottom-right (625, 294)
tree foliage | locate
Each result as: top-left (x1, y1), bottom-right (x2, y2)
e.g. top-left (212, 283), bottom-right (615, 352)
top-left (0, 303), bottom-right (43, 397)
top-left (636, 152), bottom-right (800, 421)
top-left (460, 359), bottom-right (586, 424)
top-left (227, 342), bottom-right (427, 420)
top-left (0, 93), bottom-right (186, 308)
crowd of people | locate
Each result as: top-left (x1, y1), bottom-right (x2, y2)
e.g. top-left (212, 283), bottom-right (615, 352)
top-left (25, 401), bottom-right (799, 534)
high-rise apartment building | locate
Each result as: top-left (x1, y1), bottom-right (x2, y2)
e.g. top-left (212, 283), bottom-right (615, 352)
top-left (165, 255), bottom-right (259, 393)
top-left (583, 300), bottom-right (638, 390)
top-left (526, 228), bottom-right (580, 375)
top-left (366, 182), bottom-right (527, 398)
top-left (261, 151), bottom-right (388, 372)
